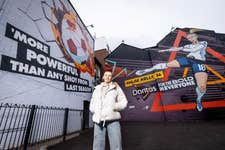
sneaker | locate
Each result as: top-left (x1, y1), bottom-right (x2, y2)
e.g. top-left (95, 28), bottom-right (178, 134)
top-left (196, 100), bottom-right (203, 112)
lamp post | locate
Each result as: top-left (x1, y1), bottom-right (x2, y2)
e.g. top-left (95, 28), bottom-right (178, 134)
top-left (86, 24), bottom-right (94, 28)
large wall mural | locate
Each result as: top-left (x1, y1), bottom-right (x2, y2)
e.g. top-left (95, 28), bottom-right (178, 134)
top-left (106, 29), bottom-right (225, 121)
top-left (0, 0), bottom-right (94, 108)
top-left (41, 0), bottom-right (95, 75)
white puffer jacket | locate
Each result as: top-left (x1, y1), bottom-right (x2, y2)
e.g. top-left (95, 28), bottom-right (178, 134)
top-left (90, 82), bottom-right (128, 124)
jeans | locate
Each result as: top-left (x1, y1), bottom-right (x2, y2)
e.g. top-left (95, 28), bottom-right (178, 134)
top-left (93, 121), bottom-right (122, 150)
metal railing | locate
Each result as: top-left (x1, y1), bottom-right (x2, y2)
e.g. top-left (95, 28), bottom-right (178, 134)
top-left (0, 103), bottom-right (84, 150)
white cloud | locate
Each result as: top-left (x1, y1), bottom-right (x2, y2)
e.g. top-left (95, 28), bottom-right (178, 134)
top-left (71, 0), bottom-right (225, 50)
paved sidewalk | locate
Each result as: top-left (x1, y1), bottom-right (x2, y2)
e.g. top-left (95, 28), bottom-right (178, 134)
top-left (48, 121), bottom-right (225, 150)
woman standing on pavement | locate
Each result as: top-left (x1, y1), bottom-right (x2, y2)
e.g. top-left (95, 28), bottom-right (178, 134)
top-left (90, 71), bottom-right (128, 150)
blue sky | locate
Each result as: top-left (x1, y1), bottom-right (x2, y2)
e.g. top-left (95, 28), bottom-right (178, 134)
top-left (71, 0), bottom-right (225, 50)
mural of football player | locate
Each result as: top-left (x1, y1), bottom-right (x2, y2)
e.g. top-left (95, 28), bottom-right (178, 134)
top-left (42, 0), bottom-right (95, 76)
top-left (136, 30), bottom-right (208, 112)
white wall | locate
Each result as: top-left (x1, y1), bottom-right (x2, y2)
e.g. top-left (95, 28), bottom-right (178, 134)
top-left (0, 0), bottom-right (95, 109)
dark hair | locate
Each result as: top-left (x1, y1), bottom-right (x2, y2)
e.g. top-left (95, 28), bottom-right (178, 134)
top-left (104, 68), bottom-right (113, 73)
top-left (104, 70), bottom-right (113, 74)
